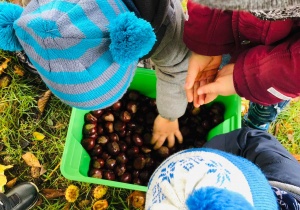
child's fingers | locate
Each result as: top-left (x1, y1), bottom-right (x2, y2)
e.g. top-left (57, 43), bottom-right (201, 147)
top-left (199, 80), bottom-right (206, 105)
top-left (204, 93), bottom-right (218, 104)
top-left (186, 88), bottom-right (194, 103)
top-left (193, 81), bottom-right (200, 107)
top-left (167, 135), bottom-right (175, 148)
top-left (153, 135), bottom-right (167, 150)
top-left (175, 130), bottom-right (183, 144)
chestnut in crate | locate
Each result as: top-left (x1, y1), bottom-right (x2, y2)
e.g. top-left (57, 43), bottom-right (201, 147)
top-left (81, 90), bottom-right (225, 186)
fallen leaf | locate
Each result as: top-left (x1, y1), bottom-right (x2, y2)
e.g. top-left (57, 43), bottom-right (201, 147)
top-left (6, 178), bottom-right (17, 188)
top-left (41, 189), bottom-right (65, 199)
top-left (65, 185), bottom-right (79, 203)
top-left (79, 200), bottom-right (91, 209)
top-left (0, 164), bottom-right (13, 193)
top-left (127, 191), bottom-right (146, 208)
top-left (274, 124), bottom-right (279, 136)
top-left (62, 202), bottom-right (70, 210)
top-left (35, 196), bottom-right (43, 206)
top-left (33, 132), bottom-right (45, 140)
top-left (93, 200), bottom-right (108, 210)
top-left (31, 167), bottom-right (40, 178)
top-left (284, 122), bottom-right (294, 135)
top-left (93, 185), bottom-right (108, 199)
top-left (287, 134), bottom-right (294, 142)
top-left (40, 165), bottom-right (47, 176)
top-left (37, 90), bottom-right (52, 114)
top-left (0, 58), bottom-right (11, 75)
top-left (0, 74), bottom-right (12, 88)
top-left (22, 152), bottom-right (41, 167)
top-left (13, 65), bottom-right (24, 76)
top-left (292, 154), bottom-right (300, 163)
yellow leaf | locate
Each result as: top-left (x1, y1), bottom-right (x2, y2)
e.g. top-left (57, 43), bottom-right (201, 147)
top-left (284, 122), bottom-right (294, 135)
top-left (0, 164), bottom-right (13, 193)
top-left (13, 65), bottom-right (24, 76)
top-left (22, 152), bottom-right (42, 167)
top-left (0, 58), bottom-right (11, 75)
top-left (0, 164), bottom-right (13, 175)
top-left (65, 185), bottom-right (79, 203)
top-left (33, 132), bottom-right (45, 140)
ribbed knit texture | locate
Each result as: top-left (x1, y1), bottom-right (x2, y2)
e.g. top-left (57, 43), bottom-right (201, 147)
top-left (9, 0), bottom-right (155, 110)
top-left (146, 148), bottom-right (278, 210)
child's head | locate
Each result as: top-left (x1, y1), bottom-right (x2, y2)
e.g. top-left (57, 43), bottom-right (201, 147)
top-left (146, 148), bottom-right (278, 210)
top-left (0, 0), bottom-right (156, 110)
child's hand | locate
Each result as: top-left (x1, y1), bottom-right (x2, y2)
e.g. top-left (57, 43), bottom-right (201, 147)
top-left (151, 115), bottom-right (183, 150)
top-left (184, 53), bottom-right (222, 107)
top-left (197, 64), bottom-right (236, 104)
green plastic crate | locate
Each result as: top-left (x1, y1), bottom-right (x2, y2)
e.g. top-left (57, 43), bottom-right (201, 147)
top-left (61, 68), bottom-right (241, 192)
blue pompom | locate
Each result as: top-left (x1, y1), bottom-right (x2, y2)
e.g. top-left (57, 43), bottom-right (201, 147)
top-left (109, 12), bottom-right (156, 65)
top-left (0, 2), bottom-right (23, 51)
top-left (186, 187), bottom-right (255, 210)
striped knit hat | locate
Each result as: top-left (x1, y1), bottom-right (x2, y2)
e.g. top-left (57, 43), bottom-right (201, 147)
top-left (146, 148), bottom-right (278, 210)
top-left (0, 0), bottom-right (156, 110)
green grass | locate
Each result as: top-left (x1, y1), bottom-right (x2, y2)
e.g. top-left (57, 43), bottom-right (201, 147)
top-left (0, 50), bottom-right (135, 209)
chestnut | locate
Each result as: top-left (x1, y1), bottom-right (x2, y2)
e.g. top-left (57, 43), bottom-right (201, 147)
top-left (196, 126), bottom-right (207, 137)
top-left (91, 109), bottom-right (104, 118)
top-left (91, 144), bottom-right (103, 156)
top-left (145, 157), bottom-right (155, 168)
top-left (139, 170), bottom-right (150, 182)
top-left (127, 146), bottom-right (139, 157)
top-left (132, 170), bottom-right (140, 178)
top-left (135, 125), bottom-right (144, 134)
top-left (118, 141), bottom-right (127, 152)
top-left (104, 170), bottom-right (115, 181)
top-left (116, 153), bottom-right (128, 164)
top-left (97, 136), bottom-right (109, 145)
top-left (143, 133), bottom-right (152, 145)
top-left (180, 126), bottom-right (190, 137)
top-left (194, 140), bottom-right (206, 148)
top-left (133, 177), bottom-right (142, 185)
top-left (125, 130), bottom-right (132, 136)
top-left (202, 120), bottom-right (212, 130)
top-left (102, 112), bottom-right (114, 122)
top-left (128, 90), bottom-right (140, 101)
top-left (149, 99), bottom-right (156, 107)
top-left (112, 101), bottom-right (122, 111)
top-left (109, 133), bottom-right (119, 142)
top-left (210, 102), bottom-right (225, 115)
top-left (133, 156), bottom-right (146, 170)
top-left (106, 159), bottom-right (117, 170)
top-left (107, 142), bottom-right (120, 156)
top-left (82, 138), bottom-right (96, 151)
top-left (89, 168), bottom-right (104, 179)
top-left (157, 146), bottom-right (170, 158)
top-left (125, 136), bottom-right (132, 145)
top-left (120, 173), bottom-right (132, 183)
top-left (191, 107), bottom-right (201, 115)
top-left (115, 164), bottom-right (126, 176)
top-left (114, 121), bottom-right (126, 132)
top-left (212, 115), bottom-right (224, 126)
top-left (104, 122), bottom-right (114, 133)
top-left (118, 130), bottom-right (126, 137)
top-left (83, 124), bottom-right (97, 136)
top-left (120, 111), bottom-right (131, 122)
top-left (97, 124), bottom-right (104, 135)
top-left (88, 133), bottom-right (98, 139)
top-left (84, 113), bottom-right (97, 123)
top-left (141, 146), bottom-right (151, 154)
top-left (146, 112), bottom-right (156, 125)
top-left (132, 134), bottom-right (143, 146)
top-left (140, 106), bottom-right (149, 114)
top-left (127, 122), bottom-right (136, 131)
top-left (92, 159), bottom-right (105, 169)
top-left (127, 101), bottom-right (137, 114)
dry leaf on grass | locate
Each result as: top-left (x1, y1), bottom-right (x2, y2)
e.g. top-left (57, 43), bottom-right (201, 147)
top-left (6, 178), bottom-right (17, 189)
top-left (13, 65), bottom-right (25, 76)
top-left (38, 90), bottom-right (52, 113)
top-left (0, 164), bottom-right (13, 193)
top-left (284, 122), bottom-right (294, 135)
top-left (0, 74), bottom-right (12, 88)
top-left (127, 191), bottom-right (146, 208)
top-left (40, 165), bottom-right (47, 175)
top-left (93, 200), bottom-right (108, 210)
top-left (292, 154), bottom-right (300, 163)
top-left (35, 196), bottom-right (43, 206)
top-left (0, 58), bottom-right (11, 75)
top-left (79, 200), bottom-right (91, 209)
top-left (22, 152), bottom-right (41, 167)
top-left (31, 167), bottom-right (40, 178)
top-left (41, 189), bottom-right (65, 199)
top-left (274, 124), bottom-right (279, 136)
top-left (33, 132), bottom-right (45, 140)
top-left (62, 202), bottom-right (71, 210)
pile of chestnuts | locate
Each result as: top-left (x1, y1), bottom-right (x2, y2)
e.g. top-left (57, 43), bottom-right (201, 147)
top-left (81, 90), bottom-right (225, 186)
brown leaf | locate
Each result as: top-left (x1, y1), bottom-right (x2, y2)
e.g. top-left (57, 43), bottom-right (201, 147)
top-left (6, 178), bottom-right (17, 188)
top-left (127, 191), bottom-right (145, 208)
top-left (35, 196), bottom-right (43, 206)
top-left (40, 165), bottom-right (47, 176)
top-left (37, 90), bottom-right (52, 113)
top-left (78, 200), bottom-right (91, 209)
top-left (0, 74), bottom-right (12, 88)
top-left (0, 58), bottom-right (11, 75)
top-left (41, 189), bottom-right (65, 199)
top-left (22, 153), bottom-right (41, 167)
top-left (62, 202), bottom-right (70, 210)
top-left (31, 167), bottom-right (40, 178)
top-left (274, 124), bottom-right (279, 136)
top-left (93, 200), bottom-right (108, 210)
top-left (13, 65), bottom-right (24, 76)
top-left (292, 154), bottom-right (300, 163)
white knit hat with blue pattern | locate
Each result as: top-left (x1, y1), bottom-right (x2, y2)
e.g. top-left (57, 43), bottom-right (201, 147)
top-left (146, 148), bottom-right (278, 210)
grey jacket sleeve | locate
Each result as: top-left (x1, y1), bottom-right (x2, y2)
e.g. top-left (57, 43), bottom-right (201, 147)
top-left (150, 0), bottom-right (192, 121)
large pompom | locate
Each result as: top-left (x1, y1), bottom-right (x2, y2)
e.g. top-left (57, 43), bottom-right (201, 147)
top-left (0, 2), bottom-right (23, 51)
top-left (109, 12), bottom-right (156, 65)
top-left (186, 187), bottom-right (255, 210)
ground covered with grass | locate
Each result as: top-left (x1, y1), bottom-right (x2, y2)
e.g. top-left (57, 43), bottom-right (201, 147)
top-left (0, 49), bottom-right (299, 209)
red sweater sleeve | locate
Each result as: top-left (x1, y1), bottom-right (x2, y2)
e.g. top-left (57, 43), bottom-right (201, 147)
top-left (233, 31), bottom-right (300, 105)
top-left (183, 1), bottom-right (235, 56)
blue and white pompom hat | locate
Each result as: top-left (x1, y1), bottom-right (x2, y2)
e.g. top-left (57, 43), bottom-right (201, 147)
top-left (0, 0), bottom-right (156, 110)
top-left (146, 148), bottom-right (278, 210)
